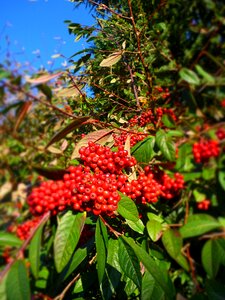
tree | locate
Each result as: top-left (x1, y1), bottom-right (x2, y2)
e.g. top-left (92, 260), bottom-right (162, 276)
top-left (0, 0), bottom-right (225, 299)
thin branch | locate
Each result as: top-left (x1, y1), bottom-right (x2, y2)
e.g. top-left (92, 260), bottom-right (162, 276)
top-left (0, 212), bottom-right (50, 282)
top-left (88, 0), bottom-right (131, 20)
top-left (54, 254), bottom-right (97, 300)
top-left (127, 0), bottom-right (152, 94)
top-left (99, 215), bottom-right (121, 238)
top-left (4, 82), bottom-right (76, 119)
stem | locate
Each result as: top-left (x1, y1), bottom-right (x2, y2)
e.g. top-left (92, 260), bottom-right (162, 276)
top-left (0, 212), bottom-right (50, 282)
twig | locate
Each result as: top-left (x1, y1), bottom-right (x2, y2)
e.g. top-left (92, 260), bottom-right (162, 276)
top-left (3, 82), bottom-right (76, 119)
top-left (0, 212), bottom-right (50, 282)
top-left (127, 0), bottom-right (152, 94)
top-left (88, 0), bottom-right (131, 20)
top-left (54, 254), bottom-right (97, 300)
top-left (99, 215), bottom-right (121, 238)
top-left (199, 231), bottom-right (225, 240)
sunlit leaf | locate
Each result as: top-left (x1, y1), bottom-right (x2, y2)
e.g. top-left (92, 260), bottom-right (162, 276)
top-left (117, 193), bottom-right (139, 222)
top-left (25, 71), bottom-right (62, 84)
top-left (100, 51), bottom-right (122, 67)
top-left (14, 101), bottom-right (32, 133)
top-left (179, 68), bottom-right (200, 85)
top-left (156, 129), bottom-right (175, 161)
top-left (0, 232), bottom-right (22, 247)
top-left (54, 211), bottom-right (86, 273)
top-left (146, 219), bottom-right (163, 242)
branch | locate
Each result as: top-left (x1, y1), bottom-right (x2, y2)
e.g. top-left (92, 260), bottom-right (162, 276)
top-left (127, 0), bottom-right (152, 94)
top-left (4, 82), bottom-right (77, 119)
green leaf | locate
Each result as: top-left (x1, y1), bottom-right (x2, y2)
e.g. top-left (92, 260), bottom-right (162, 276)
top-left (0, 272), bottom-right (7, 300)
top-left (117, 193), bottom-right (139, 222)
top-left (131, 137), bottom-right (156, 164)
top-left (0, 232), bottom-right (22, 247)
top-left (0, 69), bottom-right (11, 80)
top-left (32, 166), bottom-right (68, 180)
top-left (205, 279), bottom-right (225, 300)
top-left (202, 166), bottom-right (216, 180)
top-left (179, 68), bottom-right (201, 85)
top-left (156, 129), bottom-right (175, 161)
top-left (118, 238), bottom-right (142, 289)
top-left (142, 270), bottom-right (165, 300)
top-left (179, 214), bottom-right (221, 238)
top-left (46, 116), bottom-right (90, 149)
top-left (54, 211), bottom-right (86, 273)
top-left (161, 114), bottom-right (175, 128)
top-left (95, 218), bottom-right (108, 284)
top-left (63, 247), bottom-right (89, 280)
top-left (126, 218), bottom-right (145, 234)
top-left (193, 189), bottom-right (206, 202)
top-left (6, 260), bottom-right (31, 300)
top-left (162, 229), bottom-right (189, 271)
top-left (218, 171), bottom-right (225, 190)
top-left (195, 65), bottom-right (215, 84)
top-left (29, 222), bottom-right (45, 278)
top-left (146, 219), bottom-right (163, 242)
top-left (122, 236), bottom-right (175, 299)
top-left (202, 240), bottom-right (221, 278)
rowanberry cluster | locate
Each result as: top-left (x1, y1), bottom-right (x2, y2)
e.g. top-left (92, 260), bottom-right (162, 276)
top-left (216, 127), bottom-right (225, 140)
top-left (120, 166), bottom-right (184, 204)
top-left (16, 218), bottom-right (41, 240)
top-left (154, 86), bottom-right (171, 100)
top-left (113, 132), bottom-right (145, 147)
top-left (79, 142), bottom-right (137, 174)
top-left (27, 142), bottom-right (184, 218)
top-left (192, 139), bottom-right (220, 163)
top-left (197, 199), bottom-right (211, 210)
top-left (128, 107), bottom-right (177, 128)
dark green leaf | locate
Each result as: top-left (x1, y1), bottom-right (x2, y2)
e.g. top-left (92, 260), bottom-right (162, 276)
top-left (46, 116), bottom-right (90, 149)
top-left (29, 222), bottom-right (45, 278)
top-left (122, 236), bottom-right (175, 299)
top-left (0, 232), bottom-right (22, 247)
top-left (201, 240), bottom-right (221, 278)
top-left (32, 166), bottom-right (68, 180)
top-left (118, 238), bottom-right (142, 289)
top-left (161, 114), bottom-right (175, 128)
top-left (6, 260), bottom-right (31, 300)
top-left (205, 279), bottom-right (225, 300)
top-left (180, 214), bottom-right (221, 238)
top-left (54, 211), bottom-right (86, 273)
top-left (156, 130), bottom-right (175, 161)
top-left (218, 171), bottom-right (225, 190)
top-left (95, 218), bottom-right (108, 284)
top-left (117, 193), bottom-right (139, 222)
top-left (37, 84), bottom-right (52, 99)
top-left (131, 136), bottom-right (156, 164)
top-left (162, 229), bottom-right (189, 271)
top-left (142, 270), bottom-right (165, 300)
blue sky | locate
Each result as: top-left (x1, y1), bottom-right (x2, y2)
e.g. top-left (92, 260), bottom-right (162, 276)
top-left (0, 0), bottom-right (94, 72)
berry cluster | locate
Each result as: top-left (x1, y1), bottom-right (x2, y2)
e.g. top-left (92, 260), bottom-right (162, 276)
top-left (197, 199), bottom-right (211, 210)
top-left (120, 166), bottom-right (184, 204)
top-left (192, 139), bottom-right (220, 163)
top-left (27, 142), bottom-right (184, 218)
top-left (128, 107), bottom-right (177, 128)
top-left (16, 218), bottom-right (40, 240)
top-left (113, 132), bottom-right (145, 147)
top-left (79, 142), bottom-right (136, 174)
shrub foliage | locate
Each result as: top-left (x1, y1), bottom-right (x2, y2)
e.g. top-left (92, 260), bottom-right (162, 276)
top-left (0, 0), bottom-right (225, 299)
